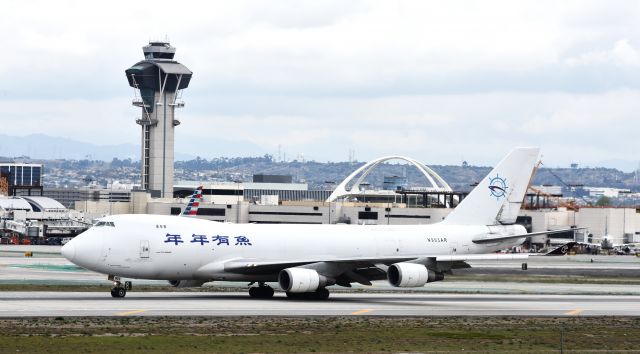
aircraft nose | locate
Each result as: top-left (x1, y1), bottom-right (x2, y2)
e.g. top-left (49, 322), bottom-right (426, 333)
top-left (61, 242), bottom-right (76, 261)
top-left (60, 231), bottom-right (102, 270)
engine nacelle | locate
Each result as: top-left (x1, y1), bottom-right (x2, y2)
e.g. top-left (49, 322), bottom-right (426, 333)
top-left (387, 263), bottom-right (444, 287)
top-left (168, 280), bottom-right (207, 288)
top-left (278, 268), bottom-right (328, 293)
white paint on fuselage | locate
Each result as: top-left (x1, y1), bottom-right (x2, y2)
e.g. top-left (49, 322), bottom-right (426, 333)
top-left (66, 214), bottom-right (525, 281)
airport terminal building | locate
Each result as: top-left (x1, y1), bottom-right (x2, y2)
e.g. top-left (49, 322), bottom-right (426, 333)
top-left (3, 158), bottom-right (639, 250)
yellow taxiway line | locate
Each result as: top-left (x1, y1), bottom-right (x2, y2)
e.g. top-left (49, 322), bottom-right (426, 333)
top-left (116, 309), bottom-right (147, 316)
top-left (351, 309), bottom-right (373, 315)
top-left (564, 308), bottom-right (584, 316)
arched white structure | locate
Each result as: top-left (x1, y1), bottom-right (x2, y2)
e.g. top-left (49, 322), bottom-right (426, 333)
top-left (326, 155), bottom-right (452, 202)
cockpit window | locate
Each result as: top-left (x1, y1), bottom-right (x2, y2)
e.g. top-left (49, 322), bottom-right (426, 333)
top-left (94, 221), bottom-right (115, 227)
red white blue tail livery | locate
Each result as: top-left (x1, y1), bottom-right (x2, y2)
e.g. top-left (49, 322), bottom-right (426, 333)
top-left (182, 186), bottom-right (203, 216)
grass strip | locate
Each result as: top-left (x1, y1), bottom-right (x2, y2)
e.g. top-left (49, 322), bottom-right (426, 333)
top-left (1, 316), bottom-right (639, 353)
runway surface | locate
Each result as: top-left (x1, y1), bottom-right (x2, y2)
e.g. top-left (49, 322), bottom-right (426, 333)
top-left (2, 256), bottom-right (640, 294)
top-left (2, 247), bottom-right (640, 317)
top-left (1, 291), bottom-right (638, 317)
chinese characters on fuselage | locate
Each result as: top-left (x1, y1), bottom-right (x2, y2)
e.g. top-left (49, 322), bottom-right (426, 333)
top-left (164, 233), bottom-right (252, 246)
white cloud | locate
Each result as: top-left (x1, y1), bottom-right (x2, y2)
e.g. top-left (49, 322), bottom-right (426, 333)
top-left (566, 39), bottom-right (640, 67)
top-left (171, 90), bottom-right (640, 167)
top-left (0, 1), bottom-right (638, 169)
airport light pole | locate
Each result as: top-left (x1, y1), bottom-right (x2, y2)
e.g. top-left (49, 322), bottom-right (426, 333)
top-left (324, 181), bottom-right (335, 224)
top-left (620, 190), bottom-right (632, 239)
top-left (234, 180), bottom-right (242, 223)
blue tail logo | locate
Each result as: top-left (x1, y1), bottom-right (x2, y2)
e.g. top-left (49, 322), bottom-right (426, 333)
top-left (488, 175), bottom-right (508, 200)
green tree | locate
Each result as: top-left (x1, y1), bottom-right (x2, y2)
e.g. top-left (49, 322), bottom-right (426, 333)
top-left (596, 196), bottom-right (611, 206)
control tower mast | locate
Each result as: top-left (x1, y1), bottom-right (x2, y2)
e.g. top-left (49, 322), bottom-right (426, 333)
top-left (125, 41), bottom-right (192, 198)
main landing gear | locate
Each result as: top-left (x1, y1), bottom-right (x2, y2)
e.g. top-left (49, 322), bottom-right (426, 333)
top-left (247, 283), bottom-right (330, 300)
top-left (109, 275), bottom-right (132, 298)
top-left (248, 283), bottom-right (275, 299)
top-left (286, 288), bottom-right (330, 300)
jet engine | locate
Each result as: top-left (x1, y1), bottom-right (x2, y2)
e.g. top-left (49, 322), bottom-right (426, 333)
top-left (387, 263), bottom-right (444, 287)
top-left (278, 268), bottom-right (330, 293)
top-left (168, 280), bottom-right (207, 288)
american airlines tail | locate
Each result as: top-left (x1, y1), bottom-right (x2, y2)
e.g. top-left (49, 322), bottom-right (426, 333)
top-left (181, 186), bottom-right (203, 216)
top-left (442, 147), bottom-right (539, 226)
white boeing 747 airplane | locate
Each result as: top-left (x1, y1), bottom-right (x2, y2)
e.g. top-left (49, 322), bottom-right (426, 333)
top-left (62, 147), bottom-right (567, 299)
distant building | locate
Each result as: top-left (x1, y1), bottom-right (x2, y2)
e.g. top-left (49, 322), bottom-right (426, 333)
top-left (16, 187), bottom-right (131, 209)
top-left (0, 196), bottom-right (87, 241)
top-left (0, 163), bottom-right (43, 196)
top-left (383, 176), bottom-right (408, 191)
top-left (252, 174), bottom-right (293, 183)
top-left (583, 187), bottom-right (631, 198)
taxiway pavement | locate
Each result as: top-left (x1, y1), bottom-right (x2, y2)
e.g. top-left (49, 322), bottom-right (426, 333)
top-left (0, 291), bottom-right (638, 317)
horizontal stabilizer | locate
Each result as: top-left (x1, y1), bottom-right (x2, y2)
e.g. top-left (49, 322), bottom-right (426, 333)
top-left (472, 228), bottom-right (581, 244)
top-left (436, 254), bottom-right (529, 262)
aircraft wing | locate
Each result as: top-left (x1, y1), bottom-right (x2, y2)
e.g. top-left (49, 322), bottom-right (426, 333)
top-left (220, 256), bottom-right (417, 275)
top-left (197, 253), bottom-right (530, 283)
top-left (221, 254), bottom-right (535, 273)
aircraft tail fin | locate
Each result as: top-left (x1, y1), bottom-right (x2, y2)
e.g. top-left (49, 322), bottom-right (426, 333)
top-left (181, 186), bottom-right (203, 217)
top-left (441, 147), bottom-right (539, 226)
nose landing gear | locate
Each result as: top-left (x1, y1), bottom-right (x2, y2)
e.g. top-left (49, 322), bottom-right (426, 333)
top-left (108, 275), bottom-right (131, 298)
top-left (110, 286), bottom-right (126, 298)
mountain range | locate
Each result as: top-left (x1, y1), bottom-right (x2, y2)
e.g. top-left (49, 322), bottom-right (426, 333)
top-left (0, 134), bottom-right (196, 161)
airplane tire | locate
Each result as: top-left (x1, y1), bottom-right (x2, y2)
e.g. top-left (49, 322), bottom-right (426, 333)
top-left (285, 289), bottom-right (330, 300)
top-left (249, 287), bottom-right (259, 298)
top-left (259, 286), bottom-right (274, 298)
top-left (314, 288), bottom-right (330, 300)
top-left (111, 287), bottom-right (126, 298)
top-left (249, 286), bottom-right (275, 299)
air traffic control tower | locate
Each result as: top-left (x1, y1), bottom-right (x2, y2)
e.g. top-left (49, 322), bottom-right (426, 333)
top-left (125, 41), bottom-right (192, 198)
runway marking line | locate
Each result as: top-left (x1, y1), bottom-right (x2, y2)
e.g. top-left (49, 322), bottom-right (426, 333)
top-left (351, 309), bottom-right (373, 315)
top-left (116, 309), bottom-right (147, 316)
top-left (565, 308), bottom-right (584, 316)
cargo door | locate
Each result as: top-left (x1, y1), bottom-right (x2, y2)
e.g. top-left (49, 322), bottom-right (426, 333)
top-left (140, 240), bottom-right (150, 258)
top-left (461, 240), bottom-right (470, 253)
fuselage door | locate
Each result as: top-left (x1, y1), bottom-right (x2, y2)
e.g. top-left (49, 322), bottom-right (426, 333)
top-left (140, 240), bottom-right (150, 258)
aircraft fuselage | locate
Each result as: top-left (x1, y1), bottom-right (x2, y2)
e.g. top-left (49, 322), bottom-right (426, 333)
top-left (64, 214), bottom-right (525, 282)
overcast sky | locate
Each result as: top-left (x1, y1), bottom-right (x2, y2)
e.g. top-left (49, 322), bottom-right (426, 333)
top-left (1, 1), bottom-right (639, 170)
